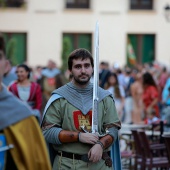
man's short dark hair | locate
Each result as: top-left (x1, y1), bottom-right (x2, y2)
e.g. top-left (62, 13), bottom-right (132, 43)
top-left (68, 48), bottom-right (94, 71)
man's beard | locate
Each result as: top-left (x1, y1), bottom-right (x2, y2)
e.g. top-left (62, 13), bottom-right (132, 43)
top-left (73, 75), bottom-right (91, 85)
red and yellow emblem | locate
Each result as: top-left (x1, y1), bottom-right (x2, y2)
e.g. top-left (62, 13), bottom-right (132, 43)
top-left (73, 110), bottom-right (92, 132)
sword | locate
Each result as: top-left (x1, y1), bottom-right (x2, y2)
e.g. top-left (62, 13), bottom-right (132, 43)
top-left (81, 22), bottom-right (109, 137)
top-left (91, 21), bottom-right (99, 134)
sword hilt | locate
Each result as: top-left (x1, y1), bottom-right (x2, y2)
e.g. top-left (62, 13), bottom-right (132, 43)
top-left (81, 125), bottom-right (109, 137)
top-left (98, 129), bottom-right (109, 137)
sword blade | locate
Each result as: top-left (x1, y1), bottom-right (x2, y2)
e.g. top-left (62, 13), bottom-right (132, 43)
top-left (92, 21), bottom-right (99, 133)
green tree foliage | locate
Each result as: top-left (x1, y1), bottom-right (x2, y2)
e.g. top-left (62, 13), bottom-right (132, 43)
top-left (6, 37), bottom-right (17, 65)
top-left (61, 37), bottom-right (71, 73)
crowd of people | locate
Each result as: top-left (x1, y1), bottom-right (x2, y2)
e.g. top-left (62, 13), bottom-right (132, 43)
top-left (2, 51), bottom-right (170, 130)
top-left (2, 59), bottom-right (64, 121)
top-left (1, 30), bottom-right (170, 169)
top-left (99, 61), bottom-right (170, 130)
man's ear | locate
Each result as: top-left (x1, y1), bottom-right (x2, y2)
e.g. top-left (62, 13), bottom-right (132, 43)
top-left (4, 59), bottom-right (9, 75)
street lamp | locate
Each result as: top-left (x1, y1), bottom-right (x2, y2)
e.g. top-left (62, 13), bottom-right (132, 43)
top-left (164, 4), bottom-right (170, 22)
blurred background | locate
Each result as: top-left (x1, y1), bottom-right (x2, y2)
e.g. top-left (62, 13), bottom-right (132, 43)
top-left (0, 0), bottom-right (170, 70)
top-left (1, 3), bottom-right (170, 167)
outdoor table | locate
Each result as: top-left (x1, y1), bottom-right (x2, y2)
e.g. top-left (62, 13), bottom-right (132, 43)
top-left (120, 123), bottom-right (170, 136)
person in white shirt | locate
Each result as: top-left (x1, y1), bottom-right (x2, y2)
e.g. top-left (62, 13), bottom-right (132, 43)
top-left (106, 73), bottom-right (125, 121)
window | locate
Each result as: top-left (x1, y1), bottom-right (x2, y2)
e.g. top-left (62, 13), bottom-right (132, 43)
top-left (66, 0), bottom-right (90, 9)
top-left (63, 33), bottom-right (92, 53)
top-left (61, 33), bottom-right (92, 72)
top-left (0, 0), bottom-right (26, 8)
top-left (127, 34), bottom-right (155, 66)
top-left (130, 0), bottom-right (153, 10)
top-left (2, 33), bottom-right (27, 65)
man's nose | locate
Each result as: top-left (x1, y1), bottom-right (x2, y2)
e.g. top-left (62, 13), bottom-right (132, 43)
top-left (81, 67), bottom-right (86, 73)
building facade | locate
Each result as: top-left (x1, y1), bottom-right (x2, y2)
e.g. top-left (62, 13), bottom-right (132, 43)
top-left (0, 0), bottom-right (170, 68)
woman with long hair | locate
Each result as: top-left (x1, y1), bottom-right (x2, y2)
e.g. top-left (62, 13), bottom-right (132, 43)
top-left (106, 72), bottom-right (125, 121)
top-left (142, 72), bottom-right (159, 119)
top-left (8, 64), bottom-right (42, 122)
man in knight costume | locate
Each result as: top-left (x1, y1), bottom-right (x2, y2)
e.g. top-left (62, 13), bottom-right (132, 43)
top-left (0, 35), bottom-right (51, 170)
top-left (41, 48), bottom-right (122, 170)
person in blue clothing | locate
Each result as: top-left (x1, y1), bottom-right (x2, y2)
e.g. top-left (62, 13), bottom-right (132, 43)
top-left (161, 76), bottom-right (170, 130)
top-left (162, 77), bottom-right (170, 107)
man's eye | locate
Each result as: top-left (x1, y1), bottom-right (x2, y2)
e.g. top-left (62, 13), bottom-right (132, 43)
top-left (85, 64), bottom-right (90, 68)
top-left (75, 66), bottom-right (81, 69)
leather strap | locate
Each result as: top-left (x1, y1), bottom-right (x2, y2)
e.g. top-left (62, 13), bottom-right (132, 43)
top-left (100, 135), bottom-right (113, 149)
top-left (59, 130), bottom-right (79, 143)
top-left (57, 151), bottom-right (112, 166)
top-left (102, 152), bottom-right (112, 167)
top-left (57, 151), bottom-right (89, 162)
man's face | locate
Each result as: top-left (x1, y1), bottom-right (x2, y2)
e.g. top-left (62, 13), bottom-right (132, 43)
top-left (71, 58), bottom-right (93, 86)
top-left (0, 51), bottom-right (7, 81)
top-left (47, 60), bottom-right (55, 69)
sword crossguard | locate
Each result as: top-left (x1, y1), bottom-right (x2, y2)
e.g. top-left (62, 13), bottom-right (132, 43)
top-left (80, 124), bottom-right (89, 133)
top-left (81, 125), bottom-right (109, 137)
top-left (98, 128), bottom-right (109, 138)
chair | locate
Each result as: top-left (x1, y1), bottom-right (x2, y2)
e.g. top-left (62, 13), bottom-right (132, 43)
top-left (138, 130), bottom-right (170, 170)
top-left (120, 135), bottom-right (135, 169)
top-left (121, 150), bottom-right (135, 170)
top-left (151, 120), bottom-right (164, 143)
top-left (131, 130), bottom-right (145, 170)
top-left (162, 135), bottom-right (170, 164)
top-left (147, 121), bottom-right (166, 156)
top-left (147, 121), bottom-right (166, 155)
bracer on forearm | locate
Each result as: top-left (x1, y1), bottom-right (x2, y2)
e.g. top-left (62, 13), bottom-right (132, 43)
top-left (59, 130), bottom-right (79, 143)
top-left (99, 135), bottom-right (113, 150)
top-left (98, 124), bottom-right (119, 149)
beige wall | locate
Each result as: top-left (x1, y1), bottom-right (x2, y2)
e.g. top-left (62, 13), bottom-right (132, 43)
top-left (0, 0), bottom-right (170, 68)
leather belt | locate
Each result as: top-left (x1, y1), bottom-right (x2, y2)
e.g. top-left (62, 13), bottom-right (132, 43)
top-left (57, 151), bottom-right (89, 162)
top-left (57, 151), bottom-right (111, 163)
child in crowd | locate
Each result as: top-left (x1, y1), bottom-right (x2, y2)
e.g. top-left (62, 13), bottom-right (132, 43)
top-left (145, 108), bottom-right (160, 124)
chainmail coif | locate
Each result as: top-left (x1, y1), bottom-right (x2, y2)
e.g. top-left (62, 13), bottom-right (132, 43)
top-left (52, 82), bottom-right (112, 115)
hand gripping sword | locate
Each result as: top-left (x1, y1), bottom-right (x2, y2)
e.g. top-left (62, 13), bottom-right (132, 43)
top-left (81, 22), bottom-right (109, 137)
